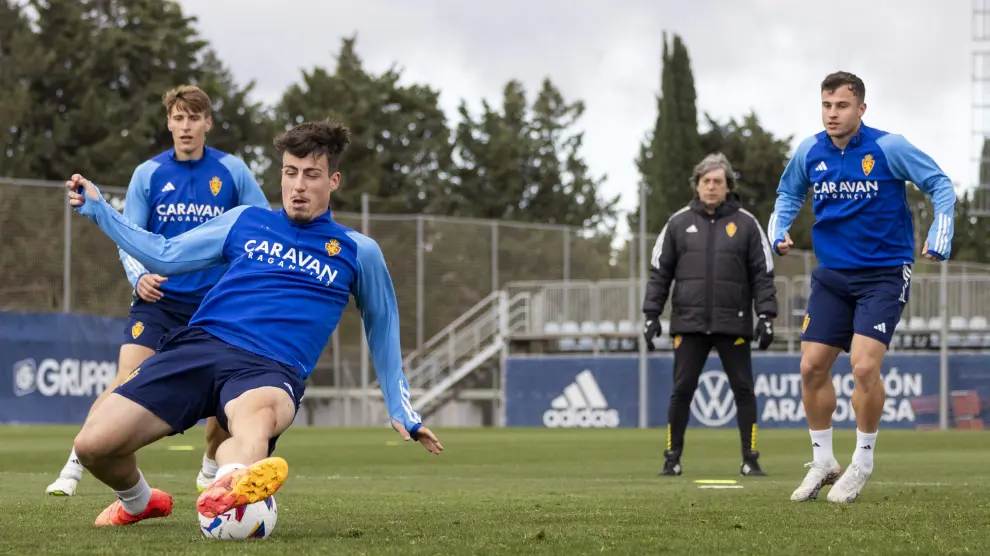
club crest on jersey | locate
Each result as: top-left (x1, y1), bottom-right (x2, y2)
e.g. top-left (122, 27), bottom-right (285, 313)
top-left (862, 154), bottom-right (875, 176)
top-left (131, 321), bottom-right (144, 339)
top-left (209, 176), bottom-right (222, 196)
top-left (726, 222), bottom-right (737, 238)
top-left (325, 239), bottom-right (341, 257)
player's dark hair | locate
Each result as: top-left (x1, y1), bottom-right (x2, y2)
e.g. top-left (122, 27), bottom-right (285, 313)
top-left (273, 118), bottom-right (352, 173)
top-left (821, 71), bottom-right (866, 104)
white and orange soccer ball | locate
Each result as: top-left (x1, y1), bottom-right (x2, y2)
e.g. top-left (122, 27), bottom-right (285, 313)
top-left (198, 496), bottom-right (278, 540)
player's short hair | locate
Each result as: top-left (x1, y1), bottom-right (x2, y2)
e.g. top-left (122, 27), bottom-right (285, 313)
top-left (821, 71), bottom-right (866, 104)
top-left (162, 85), bottom-right (212, 117)
top-left (273, 117), bottom-right (352, 173)
top-left (690, 152), bottom-right (737, 191)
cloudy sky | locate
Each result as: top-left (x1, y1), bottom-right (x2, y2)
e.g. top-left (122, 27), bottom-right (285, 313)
top-left (177, 0), bottom-right (979, 225)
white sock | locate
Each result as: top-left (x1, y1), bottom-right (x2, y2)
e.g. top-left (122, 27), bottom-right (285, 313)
top-left (851, 429), bottom-right (877, 474)
top-left (201, 454), bottom-right (219, 478)
top-left (216, 463), bottom-right (246, 480)
top-left (810, 428), bottom-right (836, 467)
top-left (114, 471), bottom-right (152, 515)
top-left (60, 448), bottom-right (83, 481)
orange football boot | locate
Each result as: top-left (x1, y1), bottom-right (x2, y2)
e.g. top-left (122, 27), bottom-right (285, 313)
top-left (196, 457), bottom-right (288, 518)
top-left (94, 488), bottom-right (174, 526)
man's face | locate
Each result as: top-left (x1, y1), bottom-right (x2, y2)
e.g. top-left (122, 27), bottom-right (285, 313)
top-left (281, 152), bottom-right (339, 223)
top-left (696, 168), bottom-right (728, 208)
top-left (821, 85), bottom-right (865, 141)
top-left (167, 103), bottom-right (212, 158)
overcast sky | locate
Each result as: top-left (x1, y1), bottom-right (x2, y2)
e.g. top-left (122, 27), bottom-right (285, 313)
top-left (177, 0), bottom-right (979, 228)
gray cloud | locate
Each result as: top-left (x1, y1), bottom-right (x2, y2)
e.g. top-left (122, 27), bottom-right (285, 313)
top-left (178, 0), bottom-right (976, 229)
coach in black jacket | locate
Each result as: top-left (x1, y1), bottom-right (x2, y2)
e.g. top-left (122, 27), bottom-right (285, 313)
top-left (643, 152), bottom-right (778, 478)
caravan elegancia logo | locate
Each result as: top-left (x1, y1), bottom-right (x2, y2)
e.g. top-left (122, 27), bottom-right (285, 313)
top-left (543, 370), bottom-right (619, 428)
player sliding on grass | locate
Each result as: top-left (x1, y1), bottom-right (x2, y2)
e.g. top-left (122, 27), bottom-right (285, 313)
top-left (66, 118), bottom-right (443, 526)
top-left (47, 85), bottom-right (270, 497)
top-left (768, 71), bottom-right (955, 503)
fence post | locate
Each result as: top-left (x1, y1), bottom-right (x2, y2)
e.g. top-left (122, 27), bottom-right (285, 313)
top-left (62, 199), bottom-right (71, 313)
top-left (491, 221), bottom-right (499, 293)
top-left (638, 183), bottom-right (648, 430)
top-left (360, 193), bottom-right (370, 426)
top-left (416, 216), bottom-right (424, 351)
top-left (938, 260), bottom-right (949, 430)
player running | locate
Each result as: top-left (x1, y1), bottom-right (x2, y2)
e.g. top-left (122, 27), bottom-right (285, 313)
top-left (65, 117), bottom-right (442, 526)
top-left (46, 85), bottom-right (270, 497)
top-left (768, 71), bottom-right (955, 504)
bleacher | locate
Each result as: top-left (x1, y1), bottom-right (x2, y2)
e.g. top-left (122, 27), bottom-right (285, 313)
top-left (504, 275), bottom-right (990, 354)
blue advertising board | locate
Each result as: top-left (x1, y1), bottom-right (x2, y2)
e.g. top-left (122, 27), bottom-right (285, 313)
top-left (0, 311), bottom-right (126, 424)
top-left (506, 353), bottom-right (990, 430)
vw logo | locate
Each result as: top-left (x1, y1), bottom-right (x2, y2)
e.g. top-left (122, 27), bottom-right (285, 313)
top-left (690, 370), bottom-right (737, 427)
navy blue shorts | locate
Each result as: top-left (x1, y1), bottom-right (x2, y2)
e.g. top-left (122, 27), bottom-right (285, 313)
top-left (114, 326), bottom-right (306, 456)
top-left (801, 264), bottom-right (912, 351)
top-left (124, 296), bottom-right (200, 350)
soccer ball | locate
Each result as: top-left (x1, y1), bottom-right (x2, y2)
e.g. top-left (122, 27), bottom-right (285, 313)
top-left (198, 496), bottom-right (278, 540)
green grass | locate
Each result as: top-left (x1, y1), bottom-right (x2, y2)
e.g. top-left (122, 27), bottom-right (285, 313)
top-left (1, 426), bottom-right (988, 555)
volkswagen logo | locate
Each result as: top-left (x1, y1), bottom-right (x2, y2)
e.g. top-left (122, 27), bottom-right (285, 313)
top-left (690, 370), bottom-right (737, 427)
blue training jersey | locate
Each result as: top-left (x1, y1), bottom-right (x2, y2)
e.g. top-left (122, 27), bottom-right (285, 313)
top-left (77, 194), bottom-right (422, 431)
top-left (119, 147), bottom-right (270, 304)
top-left (767, 123), bottom-right (956, 269)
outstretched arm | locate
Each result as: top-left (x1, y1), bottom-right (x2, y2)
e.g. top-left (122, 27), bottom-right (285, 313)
top-left (768, 135), bottom-right (816, 253)
top-left (877, 133), bottom-right (956, 260)
top-left (69, 175), bottom-right (244, 276)
top-left (742, 210), bottom-right (778, 318)
top-left (349, 230), bottom-right (442, 454)
top-left (119, 162), bottom-right (155, 287)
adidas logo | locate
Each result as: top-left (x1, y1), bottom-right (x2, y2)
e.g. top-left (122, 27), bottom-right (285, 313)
top-left (861, 444), bottom-right (872, 450)
top-left (542, 370), bottom-right (619, 428)
top-left (162, 182), bottom-right (176, 192)
top-left (873, 322), bottom-right (887, 333)
top-left (815, 161), bottom-right (828, 172)
top-left (812, 442), bottom-right (821, 447)
top-left (686, 224), bottom-right (698, 233)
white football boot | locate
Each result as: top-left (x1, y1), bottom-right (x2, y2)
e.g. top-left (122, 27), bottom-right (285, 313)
top-left (790, 461), bottom-right (841, 502)
top-left (196, 470), bottom-right (216, 493)
top-left (826, 462), bottom-right (871, 504)
top-left (46, 476), bottom-right (79, 496)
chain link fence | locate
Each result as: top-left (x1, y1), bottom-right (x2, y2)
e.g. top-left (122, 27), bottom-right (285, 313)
top-left (3, 178), bottom-right (989, 388)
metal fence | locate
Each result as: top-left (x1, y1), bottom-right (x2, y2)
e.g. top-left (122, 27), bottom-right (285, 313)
top-left (4, 177), bottom-right (990, 388)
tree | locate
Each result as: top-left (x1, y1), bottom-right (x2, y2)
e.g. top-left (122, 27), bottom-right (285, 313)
top-left (449, 78), bottom-right (618, 229)
top-left (700, 112), bottom-right (792, 219)
top-left (634, 33), bottom-right (702, 234)
top-left (270, 36), bottom-right (453, 211)
top-left (0, 0), bottom-right (272, 314)
top-left (7, 0), bottom-right (269, 186)
top-left (0, 0), bottom-right (49, 178)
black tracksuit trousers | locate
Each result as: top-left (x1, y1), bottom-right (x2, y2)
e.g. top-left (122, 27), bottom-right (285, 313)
top-left (666, 333), bottom-right (758, 457)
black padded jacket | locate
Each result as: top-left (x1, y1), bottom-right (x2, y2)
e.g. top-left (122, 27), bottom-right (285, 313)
top-left (643, 194), bottom-right (778, 338)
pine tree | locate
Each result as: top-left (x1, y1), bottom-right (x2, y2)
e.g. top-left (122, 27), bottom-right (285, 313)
top-left (634, 33), bottom-right (702, 234)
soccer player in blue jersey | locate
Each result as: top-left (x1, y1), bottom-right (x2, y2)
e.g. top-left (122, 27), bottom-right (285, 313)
top-left (46, 85), bottom-right (270, 497)
top-left (768, 72), bottom-right (955, 504)
top-left (64, 118), bottom-right (442, 526)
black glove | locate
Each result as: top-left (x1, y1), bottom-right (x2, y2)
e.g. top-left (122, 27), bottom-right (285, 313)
top-left (643, 315), bottom-right (662, 351)
top-left (754, 314), bottom-right (774, 350)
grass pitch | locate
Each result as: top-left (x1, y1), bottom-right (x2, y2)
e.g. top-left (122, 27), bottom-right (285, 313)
top-left (1, 426), bottom-right (987, 555)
